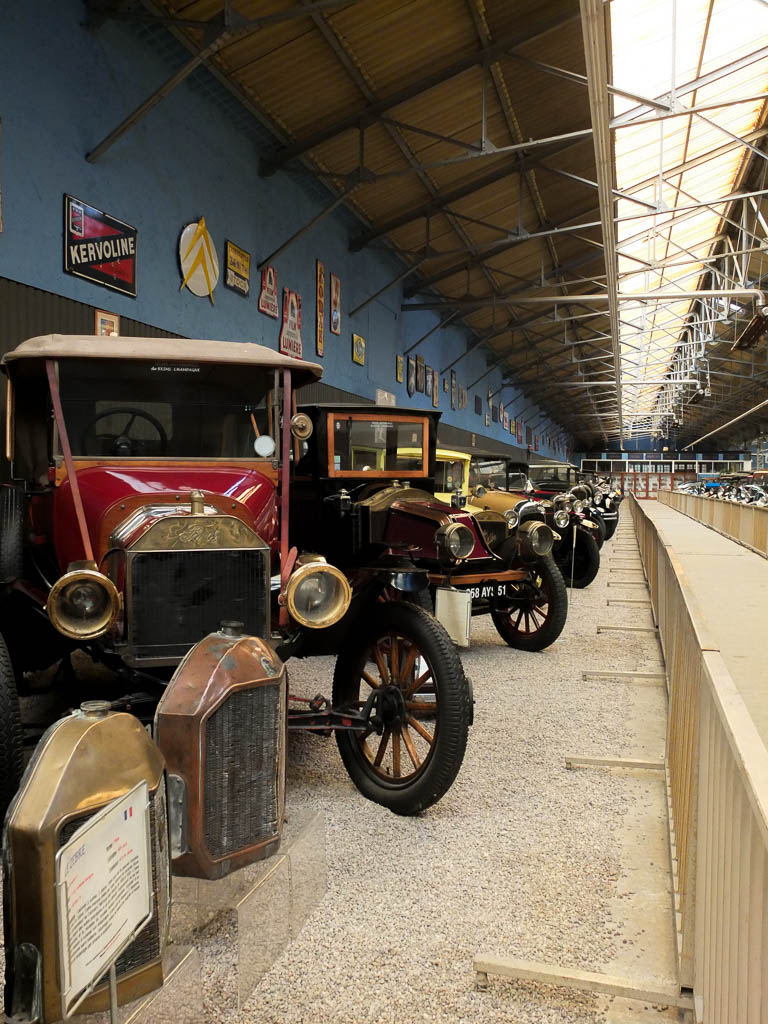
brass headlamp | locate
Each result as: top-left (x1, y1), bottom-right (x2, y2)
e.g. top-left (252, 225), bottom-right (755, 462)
top-left (284, 557), bottom-right (351, 629)
top-left (46, 561), bottom-right (120, 640)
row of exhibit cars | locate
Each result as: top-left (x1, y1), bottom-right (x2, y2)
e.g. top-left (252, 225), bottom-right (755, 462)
top-left (675, 472), bottom-right (768, 504)
top-left (0, 337), bottom-right (622, 1021)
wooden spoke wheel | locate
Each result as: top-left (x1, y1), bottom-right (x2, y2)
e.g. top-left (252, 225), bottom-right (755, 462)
top-left (489, 556), bottom-right (567, 652)
top-left (332, 602), bottom-right (471, 815)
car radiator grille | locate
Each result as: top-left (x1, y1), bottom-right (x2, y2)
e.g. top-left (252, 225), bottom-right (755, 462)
top-left (203, 683), bottom-right (283, 859)
top-left (476, 520), bottom-right (507, 552)
top-left (58, 782), bottom-right (169, 980)
top-left (128, 548), bottom-right (268, 661)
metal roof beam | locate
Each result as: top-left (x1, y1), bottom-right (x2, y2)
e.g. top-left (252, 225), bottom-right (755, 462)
top-left (349, 136), bottom-right (593, 250)
top-left (612, 44), bottom-right (768, 128)
top-left (86, 0), bottom-right (361, 161)
top-left (259, 9), bottom-right (580, 175)
top-left (403, 204), bottom-right (602, 295)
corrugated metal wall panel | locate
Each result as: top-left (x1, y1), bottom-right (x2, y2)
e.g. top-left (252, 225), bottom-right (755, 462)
top-left (0, 278), bottom-right (180, 360)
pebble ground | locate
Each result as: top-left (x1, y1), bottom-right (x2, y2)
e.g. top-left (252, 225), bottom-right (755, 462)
top-left (219, 516), bottom-right (676, 1023)
top-left (1, 515), bottom-right (681, 1023)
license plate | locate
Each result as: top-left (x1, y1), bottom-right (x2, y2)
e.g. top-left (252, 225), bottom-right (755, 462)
top-left (461, 581), bottom-right (510, 600)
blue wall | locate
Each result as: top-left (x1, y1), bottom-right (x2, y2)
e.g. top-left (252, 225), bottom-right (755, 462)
top-left (0, 0), bottom-right (569, 459)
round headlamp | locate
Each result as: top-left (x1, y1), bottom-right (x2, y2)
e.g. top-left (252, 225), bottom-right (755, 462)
top-left (47, 563), bottom-right (120, 640)
top-left (434, 522), bottom-right (475, 562)
top-left (554, 509), bottom-right (570, 529)
top-left (594, 493), bottom-right (603, 505)
top-left (504, 508), bottom-right (520, 529)
top-left (285, 560), bottom-right (351, 629)
top-left (571, 498), bottom-right (584, 514)
top-left (585, 496), bottom-right (593, 506)
top-left (518, 521), bottom-right (554, 558)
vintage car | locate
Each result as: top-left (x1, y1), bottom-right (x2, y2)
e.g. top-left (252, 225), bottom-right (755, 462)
top-left (290, 406), bottom-right (568, 652)
top-left (435, 450), bottom-right (603, 590)
top-left (0, 336), bottom-right (472, 822)
top-left (528, 463), bottom-right (620, 544)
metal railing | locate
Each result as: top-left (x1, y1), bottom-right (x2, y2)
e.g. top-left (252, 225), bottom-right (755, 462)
top-left (658, 489), bottom-right (768, 559)
top-left (629, 494), bottom-right (768, 1022)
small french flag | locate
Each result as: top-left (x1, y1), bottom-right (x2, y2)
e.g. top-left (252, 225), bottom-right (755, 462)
top-left (123, 807), bottom-right (133, 820)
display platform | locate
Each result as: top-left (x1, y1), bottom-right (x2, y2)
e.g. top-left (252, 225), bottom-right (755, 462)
top-left (72, 946), bottom-right (202, 1024)
top-left (171, 810), bottom-right (326, 1008)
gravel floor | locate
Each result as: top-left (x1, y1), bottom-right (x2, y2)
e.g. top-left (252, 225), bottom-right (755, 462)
top-left (1, 518), bottom-right (679, 1023)
top-left (220, 520), bottom-right (674, 1024)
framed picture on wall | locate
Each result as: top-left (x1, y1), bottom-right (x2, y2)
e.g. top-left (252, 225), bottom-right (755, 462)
top-left (474, 395), bottom-right (482, 415)
top-left (407, 356), bottom-right (416, 397)
top-left (450, 370), bottom-right (457, 410)
top-left (432, 372), bottom-right (439, 408)
top-left (443, 377), bottom-right (449, 393)
top-left (95, 310), bottom-right (119, 336)
top-left (485, 412), bottom-right (490, 427)
top-left (425, 365), bottom-right (433, 395)
top-left (396, 355), bottom-right (404, 383)
top-left (503, 413), bottom-right (509, 431)
top-left (352, 333), bottom-right (365, 365)
top-left (416, 354), bottom-right (425, 392)
top-left (330, 273), bottom-right (341, 334)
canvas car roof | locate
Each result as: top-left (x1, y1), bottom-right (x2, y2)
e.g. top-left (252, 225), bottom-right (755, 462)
top-left (1, 334), bottom-right (322, 385)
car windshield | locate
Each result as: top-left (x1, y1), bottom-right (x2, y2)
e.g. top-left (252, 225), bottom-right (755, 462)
top-left (469, 458), bottom-right (507, 490)
top-left (329, 414), bottom-right (427, 476)
top-left (59, 358), bottom-right (272, 458)
top-left (528, 465), bottom-right (576, 485)
top-left (507, 472), bottom-right (529, 491)
top-left (435, 459), bottom-right (465, 492)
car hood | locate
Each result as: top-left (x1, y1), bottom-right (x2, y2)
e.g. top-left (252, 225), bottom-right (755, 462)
top-left (52, 464), bottom-right (278, 570)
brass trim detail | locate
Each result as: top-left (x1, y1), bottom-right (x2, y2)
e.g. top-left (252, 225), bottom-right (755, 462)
top-left (46, 563), bottom-right (120, 639)
top-left (284, 561), bottom-right (351, 629)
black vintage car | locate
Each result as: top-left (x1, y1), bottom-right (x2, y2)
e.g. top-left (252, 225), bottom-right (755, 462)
top-left (465, 459), bottom-right (603, 589)
top-left (291, 405), bottom-right (568, 652)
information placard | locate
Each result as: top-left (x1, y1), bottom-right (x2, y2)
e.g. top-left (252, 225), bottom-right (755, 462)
top-left (56, 781), bottom-right (153, 1019)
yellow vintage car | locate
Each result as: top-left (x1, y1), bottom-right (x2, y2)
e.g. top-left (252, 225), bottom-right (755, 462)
top-left (434, 448), bottom-right (602, 590)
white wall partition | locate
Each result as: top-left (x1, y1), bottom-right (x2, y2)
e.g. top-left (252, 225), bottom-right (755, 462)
top-left (629, 495), bottom-right (768, 1023)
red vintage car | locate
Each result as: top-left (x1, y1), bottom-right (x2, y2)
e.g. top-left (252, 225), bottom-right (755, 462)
top-left (0, 335), bottom-right (471, 820)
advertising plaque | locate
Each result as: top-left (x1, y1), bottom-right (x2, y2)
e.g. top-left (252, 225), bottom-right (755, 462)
top-left (224, 240), bottom-right (251, 296)
top-left (316, 260), bottom-right (325, 356)
top-left (179, 218), bottom-right (219, 302)
top-left (279, 288), bottom-right (303, 359)
top-left (64, 195), bottom-right (137, 297)
top-left (258, 265), bottom-right (279, 317)
top-left (56, 781), bottom-right (153, 1019)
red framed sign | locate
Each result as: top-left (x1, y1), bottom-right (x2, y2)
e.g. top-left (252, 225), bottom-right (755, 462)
top-left (63, 195), bottom-right (137, 297)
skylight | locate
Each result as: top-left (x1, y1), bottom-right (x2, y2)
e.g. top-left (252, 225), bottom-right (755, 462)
top-left (610, 0), bottom-right (768, 435)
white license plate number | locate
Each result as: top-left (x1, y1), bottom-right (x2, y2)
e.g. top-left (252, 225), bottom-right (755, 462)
top-left (465, 582), bottom-right (508, 600)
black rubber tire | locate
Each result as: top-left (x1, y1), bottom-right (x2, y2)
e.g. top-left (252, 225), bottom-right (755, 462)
top-left (402, 587), bottom-right (434, 613)
top-left (0, 487), bottom-right (24, 584)
top-left (604, 515), bottom-right (618, 541)
top-left (0, 631), bottom-right (23, 822)
top-left (561, 530), bottom-right (601, 589)
top-left (332, 602), bottom-right (471, 815)
top-left (489, 556), bottom-right (567, 652)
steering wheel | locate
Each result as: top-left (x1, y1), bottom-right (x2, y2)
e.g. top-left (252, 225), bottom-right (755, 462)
top-left (81, 406), bottom-right (169, 456)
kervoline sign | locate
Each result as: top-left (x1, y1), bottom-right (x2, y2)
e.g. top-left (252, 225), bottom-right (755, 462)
top-left (64, 194), bottom-right (138, 296)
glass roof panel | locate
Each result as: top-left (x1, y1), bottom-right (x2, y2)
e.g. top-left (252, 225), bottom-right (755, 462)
top-left (610, 0), bottom-right (768, 437)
